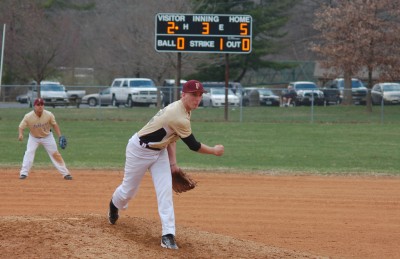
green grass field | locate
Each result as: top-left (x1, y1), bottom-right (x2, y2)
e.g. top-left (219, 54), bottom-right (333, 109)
top-left (1, 105), bottom-right (399, 175)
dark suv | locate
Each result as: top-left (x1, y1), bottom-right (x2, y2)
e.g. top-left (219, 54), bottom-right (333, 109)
top-left (161, 79), bottom-right (186, 107)
top-left (288, 81), bottom-right (325, 106)
top-left (324, 78), bottom-right (367, 105)
top-left (321, 87), bottom-right (341, 105)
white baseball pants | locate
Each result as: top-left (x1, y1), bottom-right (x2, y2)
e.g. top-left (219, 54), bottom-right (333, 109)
top-left (20, 132), bottom-right (70, 177)
top-left (112, 133), bottom-right (175, 236)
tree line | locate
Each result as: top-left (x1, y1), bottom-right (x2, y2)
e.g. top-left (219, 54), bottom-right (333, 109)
top-left (1, 0), bottom-right (400, 111)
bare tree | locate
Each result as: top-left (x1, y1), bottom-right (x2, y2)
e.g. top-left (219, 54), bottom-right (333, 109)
top-left (80, 0), bottom-right (199, 85)
top-left (1, 1), bottom-right (78, 95)
top-left (311, 0), bottom-right (400, 109)
top-left (2, 0), bottom-right (345, 89)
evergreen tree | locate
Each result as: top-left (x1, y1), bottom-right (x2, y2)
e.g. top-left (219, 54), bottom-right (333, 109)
top-left (189, 0), bottom-right (299, 82)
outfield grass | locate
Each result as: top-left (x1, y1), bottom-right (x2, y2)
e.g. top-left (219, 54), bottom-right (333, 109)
top-left (1, 105), bottom-right (399, 175)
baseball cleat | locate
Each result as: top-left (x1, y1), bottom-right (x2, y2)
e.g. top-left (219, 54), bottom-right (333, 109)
top-left (161, 234), bottom-right (179, 249)
top-left (19, 175), bottom-right (27, 180)
top-left (64, 175), bottom-right (73, 180)
top-left (108, 200), bottom-right (119, 225)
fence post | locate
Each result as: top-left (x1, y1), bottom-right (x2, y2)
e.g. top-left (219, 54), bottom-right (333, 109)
top-left (0, 24), bottom-right (6, 101)
top-left (311, 89), bottom-right (314, 123)
top-left (380, 89), bottom-right (384, 125)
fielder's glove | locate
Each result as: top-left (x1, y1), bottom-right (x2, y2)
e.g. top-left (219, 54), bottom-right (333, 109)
top-left (59, 135), bottom-right (67, 149)
top-left (171, 168), bottom-right (197, 194)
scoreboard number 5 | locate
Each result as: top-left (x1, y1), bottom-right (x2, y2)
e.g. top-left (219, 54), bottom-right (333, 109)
top-left (240, 23), bottom-right (248, 35)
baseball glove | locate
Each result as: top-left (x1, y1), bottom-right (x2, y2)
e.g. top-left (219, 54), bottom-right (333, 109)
top-left (172, 168), bottom-right (197, 194)
top-left (59, 135), bottom-right (67, 149)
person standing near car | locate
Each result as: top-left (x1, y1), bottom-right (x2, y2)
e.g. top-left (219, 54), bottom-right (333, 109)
top-left (18, 98), bottom-right (72, 180)
top-left (108, 80), bottom-right (224, 250)
top-left (281, 85), bottom-right (297, 107)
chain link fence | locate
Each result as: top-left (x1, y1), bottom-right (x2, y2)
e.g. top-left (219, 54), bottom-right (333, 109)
top-left (1, 84), bottom-right (399, 124)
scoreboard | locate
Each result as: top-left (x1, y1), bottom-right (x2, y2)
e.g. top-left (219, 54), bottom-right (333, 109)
top-left (155, 13), bottom-right (252, 54)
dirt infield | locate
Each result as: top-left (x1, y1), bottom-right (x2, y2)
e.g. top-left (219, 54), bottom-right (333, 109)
top-left (1, 169), bottom-right (400, 259)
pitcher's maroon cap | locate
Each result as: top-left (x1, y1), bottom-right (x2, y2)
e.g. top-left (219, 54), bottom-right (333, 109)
top-left (182, 80), bottom-right (207, 93)
top-left (34, 98), bottom-right (44, 106)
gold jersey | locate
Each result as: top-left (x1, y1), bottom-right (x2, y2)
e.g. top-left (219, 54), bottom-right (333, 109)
top-left (138, 100), bottom-right (192, 150)
top-left (19, 110), bottom-right (57, 138)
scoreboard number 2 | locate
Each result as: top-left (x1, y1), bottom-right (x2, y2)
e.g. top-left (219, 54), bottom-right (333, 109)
top-left (167, 22), bottom-right (176, 34)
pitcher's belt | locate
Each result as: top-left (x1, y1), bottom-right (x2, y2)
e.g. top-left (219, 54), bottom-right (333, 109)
top-left (139, 140), bottom-right (161, 151)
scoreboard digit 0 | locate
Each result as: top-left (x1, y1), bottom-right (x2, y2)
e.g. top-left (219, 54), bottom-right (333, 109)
top-left (155, 13), bottom-right (252, 54)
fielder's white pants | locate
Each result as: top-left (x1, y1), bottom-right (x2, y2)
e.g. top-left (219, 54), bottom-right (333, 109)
top-left (112, 133), bottom-right (175, 236)
top-left (20, 132), bottom-right (70, 177)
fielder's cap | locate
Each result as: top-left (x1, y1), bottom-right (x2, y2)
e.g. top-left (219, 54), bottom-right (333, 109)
top-left (34, 98), bottom-right (44, 106)
top-left (182, 80), bottom-right (207, 93)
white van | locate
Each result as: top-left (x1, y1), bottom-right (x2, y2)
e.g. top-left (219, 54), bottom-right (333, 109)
top-left (27, 81), bottom-right (69, 108)
top-left (110, 78), bottom-right (159, 107)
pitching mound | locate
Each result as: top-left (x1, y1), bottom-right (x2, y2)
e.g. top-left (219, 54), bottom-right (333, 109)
top-left (0, 214), bottom-right (321, 258)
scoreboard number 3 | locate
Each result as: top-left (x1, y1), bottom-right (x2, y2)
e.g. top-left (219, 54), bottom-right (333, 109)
top-left (202, 22), bottom-right (210, 34)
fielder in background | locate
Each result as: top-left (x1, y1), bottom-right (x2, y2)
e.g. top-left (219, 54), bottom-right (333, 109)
top-left (108, 80), bottom-right (224, 250)
top-left (18, 98), bottom-right (72, 180)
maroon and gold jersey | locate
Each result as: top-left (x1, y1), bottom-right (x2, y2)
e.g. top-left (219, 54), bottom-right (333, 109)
top-left (19, 110), bottom-right (57, 138)
top-left (138, 100), bottom-right (192, 149)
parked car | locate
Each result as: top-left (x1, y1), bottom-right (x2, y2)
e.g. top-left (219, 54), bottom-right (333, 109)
top-left (28, 80), bottom-right (86, 106)
top-left (324, 78), bottom-right (367, 105)
top-left (16, 94), bottom-right (28, 103)
top-left (371, 82), bottom-right (400, 105)
top-left (66, 89), bottom-right (86, 105)
top-left (110, 78), bottom-right (160, 107)
top-left (26, 81), bottom-right (69, 108)
top-left (81, 88), bottom-right (113, 107)
top-left (202, 81), bottom-right (243, 95)
top-left (320, 86), bottom-right (341, 105)
top-left (257, 88), bottom-right (280, 106)
top-left (288, 81), bottom-right (325, 106)
top-left (202, 88), bottom-right (240, 107)
top-left (201, 81), bottom-right (243, 106)
top-left (161, 79), bottom-right (187, 107)
top-left (242, 87), bottom-right (280, 106)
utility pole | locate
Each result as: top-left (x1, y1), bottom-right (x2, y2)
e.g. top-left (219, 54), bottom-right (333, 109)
top-left (0, 24), bottom-right (6, 100)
